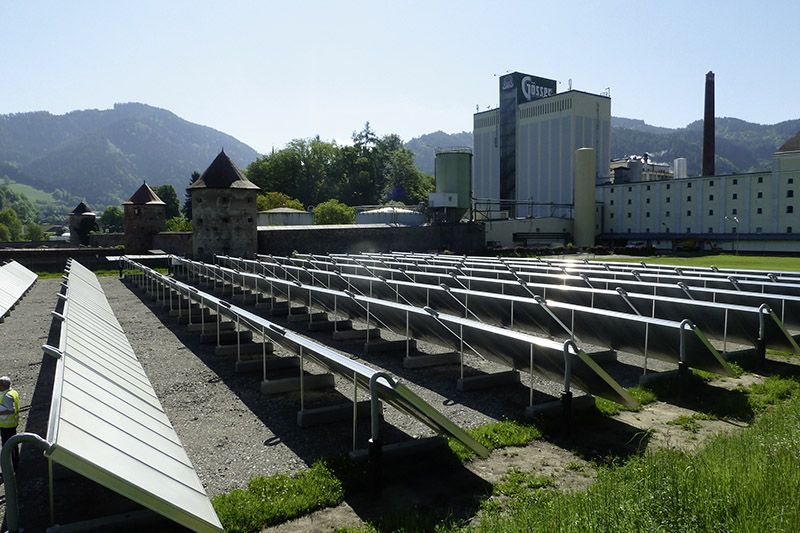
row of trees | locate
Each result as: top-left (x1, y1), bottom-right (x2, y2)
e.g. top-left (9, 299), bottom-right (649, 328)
top-left (245, 123), bottom-right (434, 207)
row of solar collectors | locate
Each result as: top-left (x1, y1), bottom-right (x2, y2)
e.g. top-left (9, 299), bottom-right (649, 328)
top-left (0, 260), bottom-right (37, 320)
top-left (294, 252), bottom-right (800, 298)
top-left (371, 251), bottom-right (800, 284)
top-left (44, 259), bottom-right (223, 532)
top-left (280, 253), bottom-right (800, 334)
top-left (236, 253), bottom-right (800, 367)
top-left (124, 257), bottom-right (490, 458)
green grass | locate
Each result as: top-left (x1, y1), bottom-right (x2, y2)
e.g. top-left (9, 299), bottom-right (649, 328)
top-left (448, 419), bottom-right (542, 462)
top-left (594, 385), bottom-right (658, 416)
top-left (666, 413), bottom-right (717, 433)
top-left (212, 461), bottom-right (343, 533)
top-left (467, 392), bottom-right (800, 532)
top-left (2, 179), bottom-right (56, 203)
top-left (603, 253), bottom-right (800, 272)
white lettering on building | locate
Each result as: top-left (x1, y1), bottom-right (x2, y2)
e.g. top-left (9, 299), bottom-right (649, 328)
top-left (521, 76), bottom-right (554, 100)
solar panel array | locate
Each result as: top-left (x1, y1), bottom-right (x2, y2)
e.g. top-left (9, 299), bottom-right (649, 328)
top-left (0, 260), bottom-right (37, 321)
top-left (122, 257), bottom-right (491, 459)
top-left (46, 259), bottom-right (222, 532)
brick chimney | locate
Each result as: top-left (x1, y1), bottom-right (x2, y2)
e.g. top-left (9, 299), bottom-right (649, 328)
top-left (702, 71), bottom-right (715, 176)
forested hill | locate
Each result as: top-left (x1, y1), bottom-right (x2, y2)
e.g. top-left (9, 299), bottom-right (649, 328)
top-left (0, 103), bottom-right (259, 206)
top-left (405, 117), bottom-right (800, 176)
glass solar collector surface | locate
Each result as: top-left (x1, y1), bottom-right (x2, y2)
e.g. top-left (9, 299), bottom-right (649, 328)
top-left (47, 260), bottom-right (223, 532)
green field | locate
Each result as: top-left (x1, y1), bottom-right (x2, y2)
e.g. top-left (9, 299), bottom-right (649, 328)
top-left (1, 179), bottom-right (56, 203)
top-left (603, 254), bottom-right (800, 272)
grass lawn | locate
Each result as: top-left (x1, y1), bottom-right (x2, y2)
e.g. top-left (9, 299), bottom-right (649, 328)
top-left (2, 179), bottom-right (56, 203)
top-left (602, 254), bottom-right (800, 272)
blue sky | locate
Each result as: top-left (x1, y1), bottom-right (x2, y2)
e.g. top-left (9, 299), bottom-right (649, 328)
top-left (2, 1), bottom-right (797, 154)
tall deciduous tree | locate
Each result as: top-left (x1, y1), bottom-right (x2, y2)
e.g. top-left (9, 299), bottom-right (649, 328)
top-left (99, 206), bottom-right (124, 232)
top-left (154, 184), bottom-right (181, 219)
top-left (256, 192), bottom-right (304, 212)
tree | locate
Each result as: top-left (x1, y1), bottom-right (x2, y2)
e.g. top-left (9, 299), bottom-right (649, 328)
top-left (25, 222), bottom-right (45, 241)
top-left (0, 208), bottom-right (22, 240)
top-left (165, 216), bottom-right (192, 232)
top-left (0, 223), bottom-right (10, 242)
top-left (183, 171), bottom-right (200, 220)
top-left (256, 192), bottom-right (304, 212)
top-left (313, 199), bottom-right (355, 225)
top-left (99, 206), bottom-right (124, 232)
top-left (154, 184), bottom-right (181, 219)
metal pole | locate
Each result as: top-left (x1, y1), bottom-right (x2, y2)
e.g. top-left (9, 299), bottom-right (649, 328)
top-left (368, 372), bottom-right (397, 498)
top-left (2, 433), bottom-right (54, 533)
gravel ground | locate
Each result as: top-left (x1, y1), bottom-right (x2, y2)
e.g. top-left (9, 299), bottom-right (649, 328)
top-left (0, 269), bottom-right (731, 531)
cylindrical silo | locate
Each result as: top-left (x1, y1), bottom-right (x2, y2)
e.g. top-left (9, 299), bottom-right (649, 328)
top-left (434, 148), bottom-right (472, 223)
top-left (573, 147), bottom-right (596, 247)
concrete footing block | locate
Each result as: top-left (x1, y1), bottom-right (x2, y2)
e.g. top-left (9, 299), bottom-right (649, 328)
top-left (349, 436), bottom-right (447, 463)
top-left (199, 329), bottom-right (253, 344)
top-left (364, 339), bottom-right (415, 355)
top-left (457, 370), bottom-right (520, 392)
top-left (287, 311), bottom-right (328, 323)
top-left (215, 342), bottom-right (274, 357)
top-left (332, 328), bottom-right (381, 341)
top-left (403, 352), bottom-right (460, 369)
top-left (638, 369), bottom-right (680, 385)
top-left (589, 349), bottom-right (618, 364)
top-left (525, 394), bottom-right (595, 418)
top-left (260, 373), bottom-right (335, 395)
top-left (187, 320), bottom-right (235, 333)
top-left (297, 400), bottom-right (371, 427)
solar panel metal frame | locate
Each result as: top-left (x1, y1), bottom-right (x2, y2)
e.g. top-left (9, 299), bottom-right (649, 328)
top-left (0, 260), bottom-right (37, 317)
top-left (46, 260), bottom-right (223, 532)
top-left (128, 257), bottom-right (492, 459)
top-left (189, 257), bottom-right (638, 409)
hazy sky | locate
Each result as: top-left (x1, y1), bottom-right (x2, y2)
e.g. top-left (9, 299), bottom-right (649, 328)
top-left (2, 1), bottom-right (797, 154)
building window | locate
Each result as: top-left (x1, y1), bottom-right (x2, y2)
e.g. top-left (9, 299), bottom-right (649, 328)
top-left (627, 228), bottom-right (632, 233)
top-left (789, 227), bottom-right (794, 233)
top-left (732, 193), bottom-right (738, 200)
top-left (757, 207), bottom-right (763, 214)
top-left (708, 227), bottom-right (713, 233)
top-left (733, 179), bottom-right (738, 185)
top-left (687, 210), bottom-right (692, 216)
top-left (687, 227), bottom-right (691, 233)
top-left (646, 198), bottom-right (651, 204)
top-left (610, 187), bottom-right (615, 193)
top-left (788, 206), bottom-right (795, 214)
top-left (756, 227), bottom-right (762, 233)
top-left (645, 227), bottom-right (650, 233)
top-left (708, 209), bottom-right (714, 215)
top-left (687, 196), bottom-right (692, 202)
top-left (134, 208), bottom-right (141, 215)
top-left (646, 185), bottom-right (651, 191)
top-left (666, 184), bottom-right (671, 190)
top-left (247, 217), bottom-right (253, 222)
top-left (646, 212), bottom-right (650, 218)
top-left (687, 182), bottom-right (692, 188)
top-left (710, 180), bottom-right (714, 186)
top-left (758, 177), bottom-right (763, 183)
top-left (709, 194), bottom-right (714, 201)
top-left (628, 187), bottom-right (632, 192)
top-left (732, 227), bottom-right (737, 234)
top-left (732, 208), bottom-right (738, 215)
top-left (665, 211), bottom-right (671, 217)
top-left (790, 178), bottom-right (795, 184)
top-left (666, 197), bottom-right (671, 203)
top-left (627, 213), bottom-right (632, 218)
top-left (627, 199), bottom-right (632, 205)
top-left (610, 213), bottom-right (614, 219)
top-left (788, 190), bottom-right (794, 198)
top-left (610, 200), bottom-right (614, 205)
top-left (757, 191), bottom-right (763, 198)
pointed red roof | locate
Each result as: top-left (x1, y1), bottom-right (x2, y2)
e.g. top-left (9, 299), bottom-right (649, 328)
top-left (777, 131), bottom-right (800, 153)
top-left (188, 150), bottom-right (259, 190)
top-left (123, 182), bottom-right (166, 205)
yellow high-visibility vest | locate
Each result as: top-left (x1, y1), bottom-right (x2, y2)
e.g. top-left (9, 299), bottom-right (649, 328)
top-left (0, 389), bottom-right (19, 428)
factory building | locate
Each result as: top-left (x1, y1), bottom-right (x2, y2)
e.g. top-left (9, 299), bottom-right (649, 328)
top-left (473, 72), bottom-right (610, 219)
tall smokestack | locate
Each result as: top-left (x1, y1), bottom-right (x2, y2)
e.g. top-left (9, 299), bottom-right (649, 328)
top-left (702, 71), bottom-right (715, 176)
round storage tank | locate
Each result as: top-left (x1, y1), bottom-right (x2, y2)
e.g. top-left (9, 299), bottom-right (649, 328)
top-left (434, 148), bottom-right (472, 223)
top-left (356, 206), bottom-right (426, 226)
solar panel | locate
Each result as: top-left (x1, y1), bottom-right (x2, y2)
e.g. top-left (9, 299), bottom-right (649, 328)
top-left (184, 257), bottom-right (638, 409)
top-left (46, 260), bottom-right (222, 532)
top-left (0, 260), bottom-right (37, 319)
top-left (127, 258), bottom-right (491, 459)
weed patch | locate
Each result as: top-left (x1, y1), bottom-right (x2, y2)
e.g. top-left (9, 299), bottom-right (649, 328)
top-left (448, 419), bottom-right (541, 462)
top-left (594, 385), bottom-right (657, 416)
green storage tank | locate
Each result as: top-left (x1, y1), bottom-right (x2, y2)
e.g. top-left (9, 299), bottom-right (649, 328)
top-left (431, 148), bottom-right (472, 223)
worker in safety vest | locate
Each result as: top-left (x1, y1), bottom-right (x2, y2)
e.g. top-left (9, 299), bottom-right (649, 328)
top-left (0, 375), bottom-right (20, 470)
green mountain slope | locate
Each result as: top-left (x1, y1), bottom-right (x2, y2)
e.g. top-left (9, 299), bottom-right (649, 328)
top-left (0, 103), bottom-right (259, 208)
top-left (406, 117), bottom-right (800, 177)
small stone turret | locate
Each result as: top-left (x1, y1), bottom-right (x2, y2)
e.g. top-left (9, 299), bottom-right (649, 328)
top-left (68, 202), bottom-right (97, 245)
top-left (188, 150), bottom-right (259, 260)
top-left (123, 182), bottom-right (167, 254)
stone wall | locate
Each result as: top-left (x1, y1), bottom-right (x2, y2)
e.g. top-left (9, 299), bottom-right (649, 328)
top-left (257, 223), bottom-right (485, 256)
top-left (0, 247), bottom-right (121, 271)
top-left (124, 204), bottom-right (166, 253)
top-left (152, 232), bottom-right (192, 256)
top-left (192, 188), bottom-right (258, 260)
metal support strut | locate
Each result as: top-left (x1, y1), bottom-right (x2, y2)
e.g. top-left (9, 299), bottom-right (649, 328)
top-left (2, 432), bottom-right (55, 533)
top-left (368, 372), bottom-right (397, 498)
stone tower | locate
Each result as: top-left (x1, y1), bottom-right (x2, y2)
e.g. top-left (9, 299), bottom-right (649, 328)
top-left (68, 201), bottom-right (97, 245)
top-left (188, 150), bottom-right (259, 260)
top-left (123, 182), bottom-right (167, 254)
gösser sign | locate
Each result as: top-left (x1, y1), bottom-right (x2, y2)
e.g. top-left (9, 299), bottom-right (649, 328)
top-left (500, 72), bottom-right (557, 103)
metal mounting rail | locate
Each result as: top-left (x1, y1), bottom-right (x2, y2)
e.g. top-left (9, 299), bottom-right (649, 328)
top-left (124, 257), bottom-right (490, 458)
top-left (184, 256), bottom-right (639, 409)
